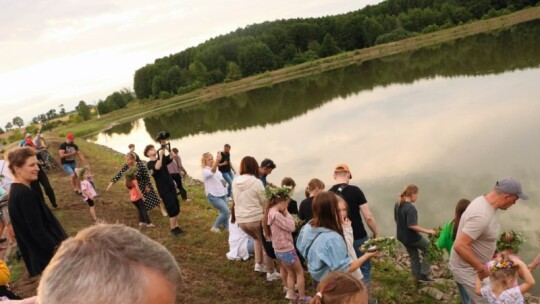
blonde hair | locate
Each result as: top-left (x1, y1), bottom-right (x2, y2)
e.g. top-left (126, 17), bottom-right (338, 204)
top-left (398, 184), bottom-right (419, 205)
top-left (310, 271), bottom-right (367, 304)
top-left (200, 152), bottom-right (212, 168)
top-left (305, 178), bottom-right (325, 197)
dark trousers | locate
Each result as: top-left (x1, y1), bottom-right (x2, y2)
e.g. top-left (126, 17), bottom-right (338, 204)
top-left (37, 167), bottom-right (57, 207)
top-left (404, 236), bottom-right (431, 279)
top-left (132, 199), bottom-right (151, 224)
top-left (170, 173), bottom-right (187, 201)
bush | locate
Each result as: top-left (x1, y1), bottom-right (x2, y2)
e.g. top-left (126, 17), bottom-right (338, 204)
top-left (177, 81), bottom-right (204, 95)
top-left (158, 91), bottom-right (171, 100)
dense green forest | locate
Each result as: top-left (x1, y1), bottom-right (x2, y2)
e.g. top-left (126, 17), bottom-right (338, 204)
top-left (126, 0), bottom-right (538, 103)
top-left (99, 19), bottom-right (540, 140)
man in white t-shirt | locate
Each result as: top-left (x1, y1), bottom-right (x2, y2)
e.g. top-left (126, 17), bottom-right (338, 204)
top-left (449, 177), bottom-right (528, 304)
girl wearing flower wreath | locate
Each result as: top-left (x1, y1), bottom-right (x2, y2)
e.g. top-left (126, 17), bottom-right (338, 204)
top-left (474, 252), bottom-right (535, 303)
top-left (310, 271), bottom-right (368, 304)
top-left (296, 191), bottom-right (377, 286)
top-left (262, 186), bottom-right (310, 303)
top-left (394, 184), bottom-right (436, 282)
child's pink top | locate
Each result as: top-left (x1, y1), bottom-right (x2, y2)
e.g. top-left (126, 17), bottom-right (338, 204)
top-left (81, 180), bottom-right (96, 201)
top-left (267, 206), bottom-right (295, 253)
top-left (129, 180), bottom-right (143, 202)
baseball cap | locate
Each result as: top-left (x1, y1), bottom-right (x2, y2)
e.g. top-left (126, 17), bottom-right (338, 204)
top-left (496, 177), bottom-right (528, 200)
top-left (25, 133), bottom-right (31, 138)
top-left (334, 164), bottom-right (352, 178)
top-left (66, 133), bottom-right (75, 140)
top-left (261, 159), bottom-right (276, 169)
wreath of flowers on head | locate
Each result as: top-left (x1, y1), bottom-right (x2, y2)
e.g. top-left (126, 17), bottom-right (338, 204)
top-left (490, 257), bottom-right (515, 273)
top-left (125, 167), bottom-right (137, 179)
top-left (265, 186), bottom-right (292, 200)
top-left (496, 230), bottom-right (524, 254)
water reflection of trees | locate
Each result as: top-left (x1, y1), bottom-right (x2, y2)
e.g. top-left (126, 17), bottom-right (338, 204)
top-left (131, 21), bottom-right (540, 140)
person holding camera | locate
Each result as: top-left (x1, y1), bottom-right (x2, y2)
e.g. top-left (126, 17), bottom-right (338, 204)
top-left (143, 133), bottom-right (182, 236)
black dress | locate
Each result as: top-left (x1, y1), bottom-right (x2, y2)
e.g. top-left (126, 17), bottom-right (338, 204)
top-left (8, 183), bottom-right (67, 277)
top-left (110, 162), bottom-right (160, 210)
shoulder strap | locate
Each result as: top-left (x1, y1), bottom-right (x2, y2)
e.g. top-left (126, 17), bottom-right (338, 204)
top-left (304, 231), bottom-right (326, 259)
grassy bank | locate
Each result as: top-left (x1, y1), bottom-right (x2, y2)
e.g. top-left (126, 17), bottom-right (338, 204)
top-left (56, 7), bottom-right (540, 139)
top-left (6, 136), bottom-right (448, 303)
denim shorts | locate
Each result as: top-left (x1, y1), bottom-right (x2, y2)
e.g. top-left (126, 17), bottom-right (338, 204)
top-left (275, 250), bottom-right (298, 266)
top-left (62, 162), bottom-right (77, 175)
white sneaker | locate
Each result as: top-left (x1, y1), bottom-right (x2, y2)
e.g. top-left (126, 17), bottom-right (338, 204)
top-left (210, 227), bottom-right (221, 233)
top-left (138, 222), bottom-right (145, 227)
top-left (254, 263), bottom-right (266, 273)
top-left (266, 271), bottom-right (281, 282)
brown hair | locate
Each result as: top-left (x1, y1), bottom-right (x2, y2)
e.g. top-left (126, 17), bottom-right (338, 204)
top-left (398, 184), bottom-right (419, 206)
top-left (311, 191), bottom-right (343, 239)
top-left (239, 156), bottom-right (259, 177)
top-left (230, 203), bottom-right (236, 224)
top-left (262, 194), bottom-right (289, 239)
top-left (305, 178), bottom-right (325, 198)
top-left (452, 199), bottom-right (471, 241)
top-left (128, 144), bottom-right (135, 149)
top-left (7, 147), bottom-right (37, 175)
top-left (281, 177), bottom-right (296, 188)
top-left (310, 271), bottom-right (367, 304)
top-left (143, 145), bottom-right (154, 157)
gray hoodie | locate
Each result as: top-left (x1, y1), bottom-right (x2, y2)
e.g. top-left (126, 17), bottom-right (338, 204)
top-left (232, 175), bottom-right (266, 224)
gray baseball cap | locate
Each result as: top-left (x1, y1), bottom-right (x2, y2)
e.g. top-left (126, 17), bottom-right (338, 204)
top-left (496, 177), bottom-right (529, 200)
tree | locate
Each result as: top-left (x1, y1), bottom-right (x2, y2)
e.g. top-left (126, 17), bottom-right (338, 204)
top-left (318, 33), bottom-right (340, 57)
top-left (46, 109), bottom-right (57, 120)
top-left (225, 62), bottom-right (242, 82)
top-left (76, 100), bottom-right (91, 121)
top-left (0, 127), bottom-right (4, 134)
top-left (59, 104), bottom-right (66, 116)
top-left (188, 61), bottom-right (208, 84)
top-left (5, 122), bottom-right (12, 131)
top-left (12, 116), bottom-right (24, 128)
top-left (238, 42), bottom-right (276, 76)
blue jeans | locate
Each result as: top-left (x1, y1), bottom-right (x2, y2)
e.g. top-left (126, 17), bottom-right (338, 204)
top-left (456, 282), bottom-right (472, 304)
top-left (207, 194), bottom-right (229, 229)
top-left (353, 236), bottom-right (371, 286)
top-left (222, 171), bottom-right (233, 198)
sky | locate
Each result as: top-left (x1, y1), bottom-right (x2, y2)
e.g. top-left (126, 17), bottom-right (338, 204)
top-left (0, 0), bottom-right (383, 129)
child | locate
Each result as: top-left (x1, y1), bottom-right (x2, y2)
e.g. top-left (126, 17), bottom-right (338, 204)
top-left (79, 167), bottom-right (98, 222)
top-left (125, 169), bottom-right (153, 228)
top-left (394, 184), bottom-right (436, 282)
top-left (310, 271), bottom-right (368, 304)
top-left (336, 195), bottom-right (364, 282)
top-left (475, 252), bottom-right (535, 303)
top-left (281, 177), bottom-right (298, 214)
top-left (437, 199), bottom-right (471, 255)
top-left (263, 186), bottom-right (310, 303)
top-left (226, 203), bottom-right (251, 261)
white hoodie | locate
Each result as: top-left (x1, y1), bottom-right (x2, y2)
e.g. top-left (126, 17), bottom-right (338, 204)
top-left (232, 174), bottom-right (266, 224)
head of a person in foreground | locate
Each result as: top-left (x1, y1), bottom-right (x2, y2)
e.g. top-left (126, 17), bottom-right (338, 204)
top-left (37, 224), bottom-right (181, 304)
top-left (310, 271), bottom-right (367, 304)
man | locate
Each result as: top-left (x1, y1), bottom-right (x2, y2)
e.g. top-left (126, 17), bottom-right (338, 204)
top-left (34, 132), bottom-right (47, 151)
top-left (217, 144), bottom-right (236, 199)
top-left (258, 158), bottom-right (276, 187)
top-left (329, 164), bottom-right (378, 285)
top-left (449, 177), bottom-right (528, 304)
top-left (58, 133), bottom-right (87, 194)
top-left (144, 144), bottom-right (182, 236)
top-left (128, 143), bottom-right (141, 162)
top-left (37, 224), bottom-right (181, 304)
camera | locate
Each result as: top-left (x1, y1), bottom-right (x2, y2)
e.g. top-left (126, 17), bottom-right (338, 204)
top-left (155, 131), bottom-right (170, 142)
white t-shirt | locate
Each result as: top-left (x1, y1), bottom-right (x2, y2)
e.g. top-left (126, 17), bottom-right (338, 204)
top-left (202, 167), bottom-right (227, 197)
top-left (481, 285), bottom-right (524, 304)
top-left (449, 196), bottom-right (500, 288)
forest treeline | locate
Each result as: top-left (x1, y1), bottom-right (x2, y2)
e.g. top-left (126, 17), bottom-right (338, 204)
top-left (129, 0), bottom-right (538, 102)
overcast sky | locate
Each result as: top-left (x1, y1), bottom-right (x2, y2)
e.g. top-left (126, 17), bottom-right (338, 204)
top-left (0, 0), bottom-right (383, 128)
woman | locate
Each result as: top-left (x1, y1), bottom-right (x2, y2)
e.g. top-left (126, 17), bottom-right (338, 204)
top-left (394, 184), bottom-right (436, 282)
top-left (201, 152), bottom-right (229, 232)
top-left (7, 147), bottom-right (67, 277)
top-left (437, 198), bottom-right (471, 255)
top-left (107, 153), bottom-right (160, 212)
top-left (298, 178), bottom-right (325, 225)
top-left (296, 191), bottom-right (377, 285)
top-left (232, 156), bottom-right (279, 281)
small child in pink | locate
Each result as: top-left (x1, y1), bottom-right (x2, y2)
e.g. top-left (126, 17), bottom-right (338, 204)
top-left (79, 167), bottom-right (97, 222)
top-left (125, 170), bottom-right (153, 227)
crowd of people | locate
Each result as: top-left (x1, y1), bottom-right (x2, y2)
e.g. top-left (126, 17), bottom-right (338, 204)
top-left (0, 131), bottom-right (538, 304)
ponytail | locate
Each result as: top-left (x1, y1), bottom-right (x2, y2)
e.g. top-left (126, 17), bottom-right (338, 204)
top-left (398, 184), bottom-right (418, 206)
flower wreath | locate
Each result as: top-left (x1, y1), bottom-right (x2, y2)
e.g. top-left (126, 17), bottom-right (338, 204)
top-left (265, 185), bottom-right (292, 200)
top-left (496, 230), bottom-right (524, 254)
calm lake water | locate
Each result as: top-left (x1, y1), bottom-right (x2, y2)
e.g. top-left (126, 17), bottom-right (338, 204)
top-left (91, 20), bottom-right (540, 290)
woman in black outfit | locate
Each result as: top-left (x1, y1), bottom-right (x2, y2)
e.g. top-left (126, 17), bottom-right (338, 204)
top-left (7, 147), bottom-right (66, 277)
